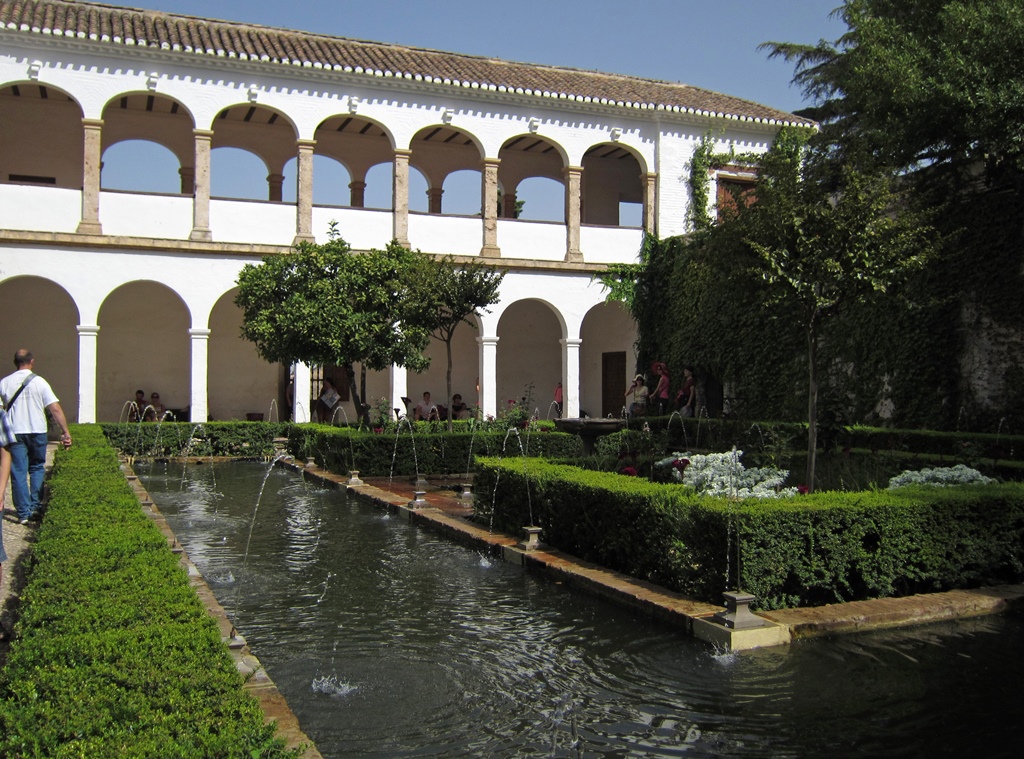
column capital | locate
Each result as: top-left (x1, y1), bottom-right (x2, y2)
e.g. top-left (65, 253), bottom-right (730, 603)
top-left (477, 335), bottom-right (500, 347)
top-left (562, 165), bottom-right (583, 177)
top-left (394, 148), bottom-right (413, 159)
top-left (297, 138), bottom-right (317, 149)
top-left (189, 328), bottom-right (212, 338)
top-left (193, 129), bottom-right (215, 139)
top-left (481, 157), bottom-right (501, 169)
top-left (76, 324), bottom-right (101, 336)
top-left (560, 338), bottom-right (582, 348)
top-left (81, 118), bottom-right (104, 129)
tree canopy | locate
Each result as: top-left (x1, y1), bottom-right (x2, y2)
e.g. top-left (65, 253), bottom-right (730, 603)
top-left (415, 256), bottom-right (504, 430)
top-left (235, 228), bottom-right (433, 421)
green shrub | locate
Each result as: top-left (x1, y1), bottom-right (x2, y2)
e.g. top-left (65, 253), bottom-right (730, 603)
top-left (0, 424), bottom-right (297, 758)
top-left (287, 423), bottom-right (582, 477)
top-left (475, 457), bottom-right (1024, 610)
top-left (101, 421), bottom-right (288, 458)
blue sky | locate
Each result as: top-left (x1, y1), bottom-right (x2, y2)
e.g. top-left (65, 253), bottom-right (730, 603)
top-left (106, 1), bottom-right (848, 211)
top-left (143, 0), bottom-right (847, 114)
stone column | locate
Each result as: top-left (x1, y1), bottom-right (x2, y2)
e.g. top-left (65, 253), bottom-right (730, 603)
top-left (189, 328), bottom-right (211, 423)
top-left (391, 364), bottom-right (409, 421)
top-left (427, 187), bottom-right (444, 214)
top-left (561, 338), bottom-right (582, 418)
top-left (293, 362), bottom-right (312, 423)
top-left (392, 148), bottom-right (412, 247)
top-left (563, 165), bottom-right (583, 262)
top-left (190, 129), bottom-right (213, 241)
top-left (642, 171), bottom-right (657, 235)
top-left (267, 173), bottom-right (285, 202)
top-left (77, 324), bottom-right (99, 424)
top-left (349, 180), bottom-right (366, 208)
top-left (478, 335), bottom-right (499, 418)
top-left (481, 158), bottom-right (501, 257)
top-left (294, 139), bottom-right (316, 244)
top-left (76, 118), bottom-right (103, 235)
top-left (503, 189), bottom-right (518, 219)
top-left (179, 166), bottom-right (195, 196)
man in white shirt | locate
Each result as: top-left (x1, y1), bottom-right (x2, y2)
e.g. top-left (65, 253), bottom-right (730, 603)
top-left (0, 350), bottom-right (72, 524)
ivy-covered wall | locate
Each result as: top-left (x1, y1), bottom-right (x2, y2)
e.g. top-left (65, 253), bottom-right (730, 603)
top-left (613, 133), bottom-right (1024, 432)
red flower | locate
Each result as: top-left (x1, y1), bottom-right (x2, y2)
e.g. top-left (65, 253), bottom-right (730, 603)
top-left (797, 485), bottom-right (809, 494)
top-left (620, 466), bottom-right (638, 476)
top-left (672, 458), bottom-right (690, 473)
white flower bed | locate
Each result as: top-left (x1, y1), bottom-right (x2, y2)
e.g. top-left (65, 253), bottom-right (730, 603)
top-left (655, 449), bottom-right (797, 499)
top-left (887, 464), bottom-right (995, 490)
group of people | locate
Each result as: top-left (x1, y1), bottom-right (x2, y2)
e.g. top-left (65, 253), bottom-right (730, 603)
top-left (625, 362), bottom-right (696, 417)
top-left (1, 350), bottom-right (74, 615)
top-left (413, 391), bottom-right (469, 421)
top-left (127, 389), bottom-right (168, 422)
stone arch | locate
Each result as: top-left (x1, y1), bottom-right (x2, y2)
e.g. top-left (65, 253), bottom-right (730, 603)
top-left (496, 299), bottom-right (564, 416)
top-left (581, 142), bottom-right (646, 227)
top-left (0, 81), bottom-right (84, 190)
top-left (100, 92), bottom-right (196, 167)
top-left (497, 134), bottom-right (569, 221)
top-left (580, 300), bottom-right (638, 418)
top-left (410, 124), bottom-right (485, 214)
top-left (210, 103), bottom-right (299, 201)
top-left (210, 147), bottom-right (270, 200)
top-left (101, 140), bottom-right (182, 194)
top-left (314, 114), bottom-right (395, 207)
top-left (208, 288), bottom-right (284, 421)
top-left (96, 281), bottom-right (191, 422)
top-left (281, 153), bottom-right (351, 206)
top-left (0, 276), bottom-right (80, 422)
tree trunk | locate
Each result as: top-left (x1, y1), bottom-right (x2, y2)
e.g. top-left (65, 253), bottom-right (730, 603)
top-left (359, 365), bottom-right (370, 426)
top-left (342, 362), bottom-right (371, 427)
top-left (445, 336), bottom-right (455, 433)
top-left (806, 324), bottom-right (819, 493)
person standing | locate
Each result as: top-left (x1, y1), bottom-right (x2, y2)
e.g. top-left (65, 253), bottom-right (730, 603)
top-left (677, 366), bottom-right (697, 417)
top-left (554, 381), bottom-right (563, 418)
top-left (625, 374), bottom-right (648, 417)
top-left (652, 362), bottom-right (671, 416)
top-left (0, 350), bottom-right (72, 524)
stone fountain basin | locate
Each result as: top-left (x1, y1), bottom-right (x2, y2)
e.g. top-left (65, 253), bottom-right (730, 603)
top-left (554, 418), bottom-right (626, 436)
top-left (554, 417), bottom-right (626, 455)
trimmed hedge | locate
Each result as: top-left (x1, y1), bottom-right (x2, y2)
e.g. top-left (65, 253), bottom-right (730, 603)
top-left (620, 416), bottom-right (1024, 463)
top-left (101, 421), bottom-right (289, 458)
top-left (287, 423), bottom-right (582, 477)
top-left (474, 457), bottom-right (1024, 610)
top-left (0, 425), bottom-right (297, 758)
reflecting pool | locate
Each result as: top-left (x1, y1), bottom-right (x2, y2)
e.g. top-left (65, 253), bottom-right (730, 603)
top-left (137, 461), bottom-right (1023, 758)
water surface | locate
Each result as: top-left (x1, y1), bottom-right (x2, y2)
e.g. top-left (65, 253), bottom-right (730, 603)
top-left (137, 461), bottom-right (1023, 758)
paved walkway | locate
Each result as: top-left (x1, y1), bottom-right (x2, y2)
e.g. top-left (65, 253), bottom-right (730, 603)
top-left (0, 443), bottom-right (54, 645)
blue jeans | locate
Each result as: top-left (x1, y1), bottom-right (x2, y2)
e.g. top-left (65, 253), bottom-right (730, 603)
top-left (9, 432), bottom-right (47, 521)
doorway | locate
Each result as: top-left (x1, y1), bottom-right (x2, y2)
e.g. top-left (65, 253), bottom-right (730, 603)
top-left (601, 351), bottom-right (626, 418)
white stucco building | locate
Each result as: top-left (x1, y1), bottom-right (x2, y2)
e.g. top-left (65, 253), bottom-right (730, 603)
top-left (0, 0), bottom-right (809, 424)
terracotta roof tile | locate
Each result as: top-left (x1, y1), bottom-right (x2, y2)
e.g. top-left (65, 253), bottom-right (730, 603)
top-left (2, 0), bottom-right (813, 125)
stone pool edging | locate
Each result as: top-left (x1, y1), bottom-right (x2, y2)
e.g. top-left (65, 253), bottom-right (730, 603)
top-left (121, 460), bottom-right (324, 759)
top-left (287, 460), bottom-right (1024, 653)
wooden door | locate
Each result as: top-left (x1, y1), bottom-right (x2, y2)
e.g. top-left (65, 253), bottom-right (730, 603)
top-left (601, 351), bottom-right (626, 418)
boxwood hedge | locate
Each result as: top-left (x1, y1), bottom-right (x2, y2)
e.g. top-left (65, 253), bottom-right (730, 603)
top-left (0, 425), bottom-right (297, 758)
top-left (474, 457), bottom-right (1024, 610)
top-left (287, 423), bottom-right (582, 477)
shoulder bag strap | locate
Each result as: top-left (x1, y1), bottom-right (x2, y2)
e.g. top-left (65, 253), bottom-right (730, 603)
top-left (2, 373), bottom-right (37, 412)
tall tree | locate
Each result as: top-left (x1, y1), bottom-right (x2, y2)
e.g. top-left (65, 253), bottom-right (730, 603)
top-left (417, 256), bottom-right (504, 431)
top-left (764, 0), bottom-right (1024, 423)
top-left (235, 228), bottom-right (432, 425)
top-left (742, 128), bottom-right (934, 490)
